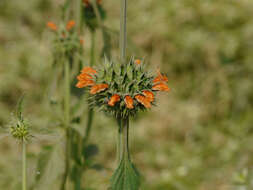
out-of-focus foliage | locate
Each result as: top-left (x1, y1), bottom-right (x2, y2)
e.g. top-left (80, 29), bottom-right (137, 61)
top-left (0, 0), bottom-right (253, 189)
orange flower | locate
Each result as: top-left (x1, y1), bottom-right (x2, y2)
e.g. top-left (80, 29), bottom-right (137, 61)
top-left (134, 59), bottom-right (142, 65)
top-left (124, 95), bottom-right (134, 109)
top-left (76, 67), bottom-right (97, 88)
top-left (76, 80), bottom-right (95, 88)
top-left (152, 83), bottom-right (170, 92)
top-left (83, 0), bottom-right (90, 6)
top-left (80, 38), bottom-right (84, 45)
top-left (90, 84), bottom-right (108, 94)
top-left (135, 95), bottom-right (151, 108)
top-left (108, 94), bottom-right (121, 107)
top-left (81, 67), bottom-right (97, 75)
top-left (66, 20), bottom-right (75, 31)
top-left (153, 70), bottom-right (168, 84)
top-left (77, 73), bottom-right (93, 81)
top-left (142, 90), bottom-right (154, 102)
top-left (97, 0), bottom-right (102, 4)
top-left (47, 22), bottom-right (57, 31)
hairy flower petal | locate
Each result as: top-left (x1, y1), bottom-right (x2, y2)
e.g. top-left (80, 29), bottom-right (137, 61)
top-left (66, 20), bottom-right (75, 31)
top-left (90, 84), bottom-right (108, 94)
top-left (142, 90), bottom-right (155, 102)
top-left (76, 80), bottom-right (95, 88)
top-left (134, 59), bottom-right (142, 65)
top-left (152, 83), bottom-right (170, 92)
top-left (135, 95), bottom-right (151, 108)
top-left (108, 94), bottom-right (121, 107)
top-left (81, 67), bottom-right (97, 75)
top-left (47, 22), bottom-right (57, 31)
top-left (153, 70), bottom-right (168, 84)
top-left (124, 95), bottom-right (134, 109)
top-left (77, 73), bottom-right (93, 81)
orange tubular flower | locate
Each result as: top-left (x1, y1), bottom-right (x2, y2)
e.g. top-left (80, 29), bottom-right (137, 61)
top-left (135, 95), bottom-right (151, 108)
top-left (80, 38), bottom-right (84, 45)
top-left (47, 22), bottom-right (57, 31)
top-left (83, 0), bottom-right (89, 6)
top-left (153, 70), bottom-right (168, 84)
top-left (124, 95), bottom-right (134, 109)
top-left (108, 94), bottom-right (121, 107)
top-left (66, 20), bottom-right (75, 31)
top-left (76, 80), bottom-right (95, 88)
top-left (142, 90), bottom-right (154, 102)
top-left (90, 84), bottom-right (109, 94)
top-left (134, 59), bottom-right (142, 65)
top-left (76, 67), bottom-right (97, 88)
top-left (77, 73), bottom-right (93, 81)
top-left (97, 0), bottom-right (102, 4)
top-left (81, 67), bottom-right (97, 75)
top-left (152, 83), bottom-right (170, 92)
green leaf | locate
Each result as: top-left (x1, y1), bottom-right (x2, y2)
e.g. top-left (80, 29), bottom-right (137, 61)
top-left (16, 95), bottom-right (25, 121)
top-left (30, 145), bottom-right (54, 190)
top-left (110, 157), bottom-right (141, 190)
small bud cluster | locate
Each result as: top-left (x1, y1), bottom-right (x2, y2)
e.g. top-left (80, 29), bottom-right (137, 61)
top-left (47, 20), bottom-right (83, 59)
top-left (76, 58), bottom-right (170, 118)
top-left (11, 120), bottom-right (30, 141)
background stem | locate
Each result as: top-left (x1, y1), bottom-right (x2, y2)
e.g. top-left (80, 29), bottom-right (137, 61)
top-left (120, 0), bottom-right (127, 61)
top-left (22, 139), bottom-right (26, 190)
top-left (90, 31), bottom-right (96, 66)
top-left (84, 31), bottom-right (96, 143)
top-left (61, 59), bottom-right (71, 190)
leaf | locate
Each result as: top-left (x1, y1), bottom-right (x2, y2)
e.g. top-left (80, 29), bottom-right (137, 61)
top-left (30, 145), bottom-right (55, 190)
top-left (110, 157), bottom-right (141, 190)
top-left (70, 165), bottom-right (83, 190)
top-left (35, 146), bottom-right (54, 182)
top-left (16, 94), bottom-right (25, 121)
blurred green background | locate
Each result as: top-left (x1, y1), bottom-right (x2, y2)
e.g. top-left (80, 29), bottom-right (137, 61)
top-left (1, 0), bottom-right (253, 189)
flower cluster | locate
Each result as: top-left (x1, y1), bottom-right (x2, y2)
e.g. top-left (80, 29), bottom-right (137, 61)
top-left (11, 120), bottom-right (30, 141)
top-left (47, 20), bottom-right (83, 59)
top-left (76, 58), bottom-right (170, 118)
top-left (82, 0), bottom-right (106, 31)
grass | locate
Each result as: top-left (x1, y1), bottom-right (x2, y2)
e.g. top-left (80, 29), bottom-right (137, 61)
top-left (1, 0), bottom-right (253, 189)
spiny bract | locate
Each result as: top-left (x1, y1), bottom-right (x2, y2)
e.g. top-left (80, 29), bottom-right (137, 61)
top-left (76, 58), bottom-right (170, 118)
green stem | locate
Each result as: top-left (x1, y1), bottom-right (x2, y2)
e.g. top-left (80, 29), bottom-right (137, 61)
top-left (91, 31), bottom-right (96, 66)
top-left (22, 139), bottom-right (27, 190)
top-left (120, 0), bottom-right (127, 61)
top-left (91, 0), bottom-right (103, 29)
top-left (84, 108), bottom-right (94, 143)
top-left (61, 59), bottom-right (71, 190)
top-left (83, 31), bottom-right (96, 143)
top-left (77, 0), bottom-right (84, 32)
top-left (118, 117), bottom-right (130, 162)
top-left (117, 117), bottom-right (122, 163)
